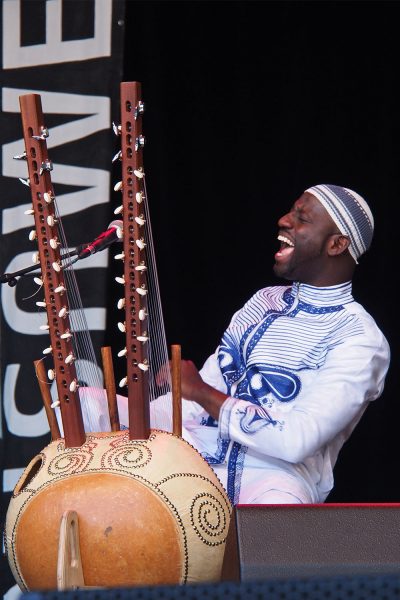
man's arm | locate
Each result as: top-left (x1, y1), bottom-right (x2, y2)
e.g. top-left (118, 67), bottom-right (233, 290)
top-left (181, 330), bottom-right (390, 464)
top-left (180, 359), bottom-right (228, 420)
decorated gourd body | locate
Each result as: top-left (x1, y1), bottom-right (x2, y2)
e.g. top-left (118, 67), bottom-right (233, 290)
top-left (5, 430), bottom-right (232, 590)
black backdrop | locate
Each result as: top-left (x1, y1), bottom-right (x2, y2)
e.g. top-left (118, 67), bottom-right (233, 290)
top-left (104, 0), bottom-right (399, 503)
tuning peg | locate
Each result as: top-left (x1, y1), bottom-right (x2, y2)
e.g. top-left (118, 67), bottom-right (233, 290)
top-left (135, 215), bottom-right (146, 226)
top-left (65, 353), bottom-right (75, 365)
top-left (136, 285), bottom-right (148, 296)
top-left (69, 380), bottom-right (79, 392)
top-left (117, 322), bottom-right (126, 333)
top-left (40, 324), bottom-right (49, 331)
top-left (115, 275), bottom-right (125, 284)
top-left (24, 207), bottom-right (35, 215)
top-left (43, 192), bottom-right (54, 204)
top-left (32, 252), bottom-right (40, 264)
top-left (135, 238), bottom-right (146, 250)
top-left (36, 300), bottom-right (47, 307)
top-left (13, 151), bottom-right (27, 160)
top-left (119, 376), bottom-right (128, 388)
top-left (116, 226), bottom-right (123, 239)
top-left (19, 177), bottom-right (30, 187)
top-left (32, 126), bottom-right (49, 140)
top-left (47, 369), bottom-right (55, 381)
top-left (55, 284), bottom-right (66, 294)
top-left (34, 277), bottom-right (43, 286)
top-left (28, 230), bottom-right (37, 241)
top-left (50, 238), bottom-right (60, 249)
top-left (134, 101), bottom-right (145, 119)
top-left (114, 205), bottom-right (123, 215)
top-left (118, 348), bottom-right (127, 357)
top-left (60, 331), bottom-right (72, 340)
top-left (134, 168), bottom-right (144, 179)
top-left (137, 335), bottom-right (149, 343)
top-left (112, 150), bottom-right (122, 163)
top-left (138, 308), bottom-right (147, 321)
top-left (47, 215), bottom-right (57, 226)
top-left (135, 135), bottom-right (145, 151)
top-left (112, 122), bottom-right (122, 135)
top-left (114, 181), bottom-right (123, 192)
top-left (117, 298), bottom-right (125, 309)
top-left (39, 160), bottom-right (53, 176)
top-left (43, 346), bottom-right (52, 355)
top-left (51, 400), bottom-right (60, 409)
top-left (58, 307), bottom-right (68, 318)
top-left (114, 252), bottom-right (125, 260)
top-left (138, 361), bottom-right (149, 372)
top-left (136, 192), bottom-right (145, 204)
top-left (52, 261), bottom-right (61, 273)
top-left (135, 263), bottom-right (147, 272)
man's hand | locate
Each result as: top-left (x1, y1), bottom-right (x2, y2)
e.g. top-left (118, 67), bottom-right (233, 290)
top-left (156, 359), bottom-right (228, 421)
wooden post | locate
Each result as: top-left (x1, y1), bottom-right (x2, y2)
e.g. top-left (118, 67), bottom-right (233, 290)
top-left (34, 359), bottom-right (61, 440)
top-left (101, 347), bottom-right (120, 431)
top-left (171, 345), bottom-right (182, 437)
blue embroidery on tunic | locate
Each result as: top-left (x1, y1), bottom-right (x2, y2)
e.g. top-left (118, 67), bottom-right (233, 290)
top-left (227, 442), bottom-right (245, 504)
top-left (236, 365), bottom-right (301, 405)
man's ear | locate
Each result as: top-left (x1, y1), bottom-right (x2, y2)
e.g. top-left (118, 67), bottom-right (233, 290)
top-left (327, 234), bottom-right (351, 256)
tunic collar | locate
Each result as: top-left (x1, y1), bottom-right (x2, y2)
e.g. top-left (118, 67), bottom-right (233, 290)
top-left (290, 281), bottom-right (353, 307)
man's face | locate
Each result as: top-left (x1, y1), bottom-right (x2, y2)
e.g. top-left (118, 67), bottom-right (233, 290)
top-left (273, 192), bottom-right (341, 285)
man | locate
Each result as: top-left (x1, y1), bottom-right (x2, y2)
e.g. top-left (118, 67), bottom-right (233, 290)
top-left (167, 184), bottom-right (390, 505)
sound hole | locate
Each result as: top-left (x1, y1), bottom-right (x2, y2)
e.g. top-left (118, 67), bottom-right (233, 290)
top-left (14, 455), bottom-right (43, 494)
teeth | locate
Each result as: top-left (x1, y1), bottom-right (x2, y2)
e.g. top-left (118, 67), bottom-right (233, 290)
top-left (277, 235), bottom-right (294, 247)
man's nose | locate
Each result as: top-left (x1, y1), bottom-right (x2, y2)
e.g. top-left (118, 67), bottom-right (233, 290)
top-left (278, 212), bottom-right (292, 228)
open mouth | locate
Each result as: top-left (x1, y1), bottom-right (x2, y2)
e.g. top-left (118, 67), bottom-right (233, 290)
top-left (275, 234), bottom-right (295, 260)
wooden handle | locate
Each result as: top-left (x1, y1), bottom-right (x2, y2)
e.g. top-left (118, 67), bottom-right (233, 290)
top-left (34, 359), bottom-right (61, 441)
top-left (57, 510), bottom-right (85, 590)
top-left (101, 347), bottom-right (120, 431)
top-left (171, 345), bottom-right (182, 437)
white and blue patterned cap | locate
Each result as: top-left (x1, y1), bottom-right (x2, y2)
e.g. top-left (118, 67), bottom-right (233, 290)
top-left (305, 184), bottom-right (374, 264)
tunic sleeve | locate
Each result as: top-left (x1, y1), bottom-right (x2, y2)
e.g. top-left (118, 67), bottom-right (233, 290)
top-left (218, 327), bottom-right (390, 463)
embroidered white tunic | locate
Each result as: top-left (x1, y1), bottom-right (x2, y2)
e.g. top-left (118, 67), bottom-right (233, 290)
top-left (178, 282), bottom-right (390, 504)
